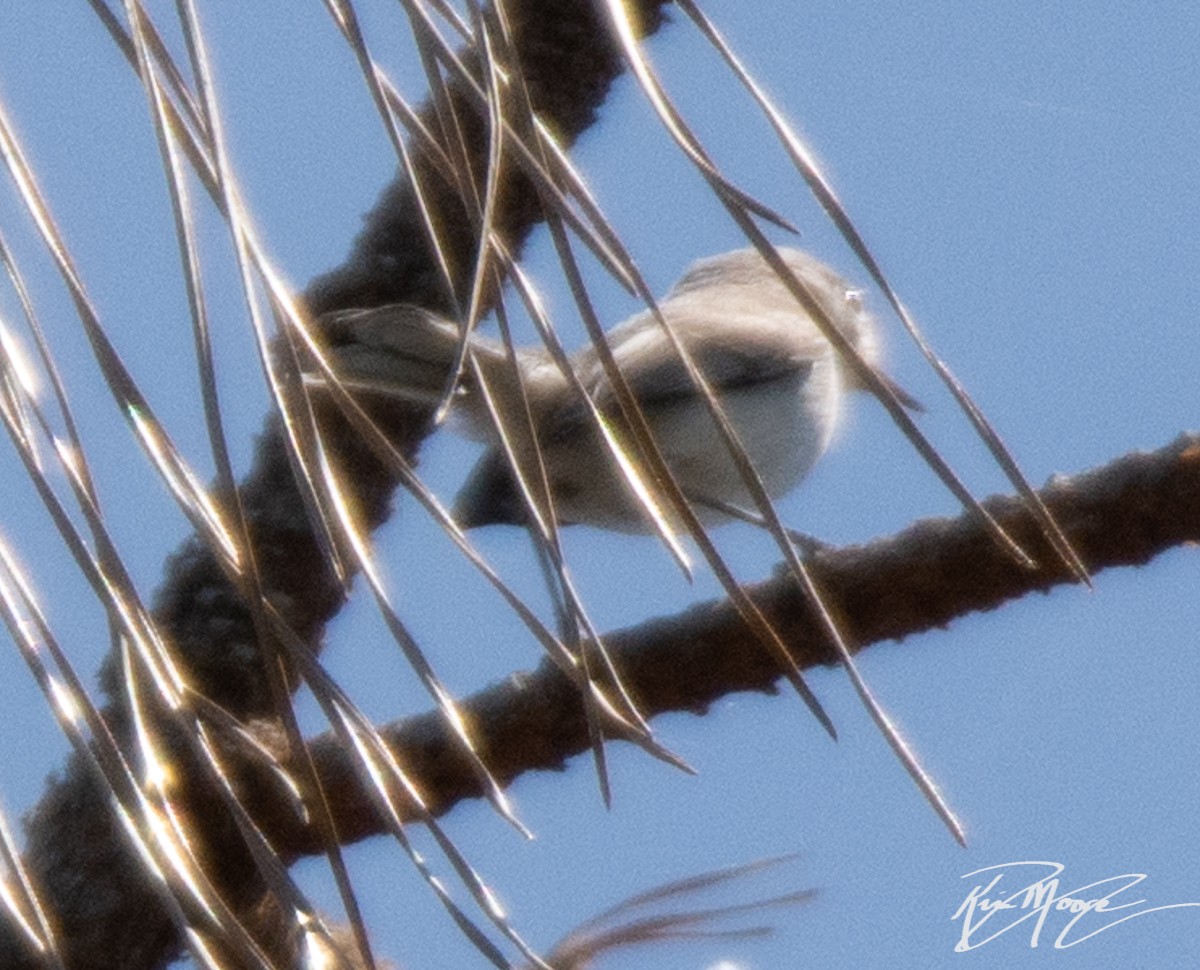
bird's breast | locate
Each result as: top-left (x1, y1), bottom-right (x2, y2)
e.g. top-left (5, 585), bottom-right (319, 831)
top-left (647, 351), bottom-right (842, 508)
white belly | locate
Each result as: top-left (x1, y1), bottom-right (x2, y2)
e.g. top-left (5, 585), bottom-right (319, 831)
top-left (552, 353), bottom-right (843, 532)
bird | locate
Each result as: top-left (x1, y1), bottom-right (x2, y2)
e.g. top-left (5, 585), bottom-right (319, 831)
top-left (316, 248), bottom-right (964, 843)
top-left (318, 246), bottom-right (919, 535)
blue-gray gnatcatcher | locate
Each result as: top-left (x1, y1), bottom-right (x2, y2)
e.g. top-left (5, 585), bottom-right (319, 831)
top-left (320, 247), bottom-right (919, 533)
top-left (320, 247), bottom-right (962, 843)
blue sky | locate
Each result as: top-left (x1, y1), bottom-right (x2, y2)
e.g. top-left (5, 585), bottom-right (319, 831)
top-left (1, 3), bottom-right (1198, 968)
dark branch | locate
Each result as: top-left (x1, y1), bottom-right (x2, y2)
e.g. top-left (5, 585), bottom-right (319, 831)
top-left (263, 433), bottom-right (1200, 853)
top-left (4, 3), bottom-right (671, 969)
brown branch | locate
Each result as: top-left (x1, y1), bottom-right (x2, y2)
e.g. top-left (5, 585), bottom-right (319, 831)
top-left (259, 433), bottom-right (1200, 854)
top-left (3, 3), bottom-right (671, 969)
top-left (9, 2), bottom-right (1194, 967)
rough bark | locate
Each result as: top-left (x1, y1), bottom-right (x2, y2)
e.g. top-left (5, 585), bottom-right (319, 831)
top-left (3, 2), bottom-right (671, 968)
top-left (256, 433), bottom-right (1200, 853)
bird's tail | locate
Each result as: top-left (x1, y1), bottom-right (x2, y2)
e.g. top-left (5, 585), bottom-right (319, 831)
top-left (315, 304), bottom-right (501, 408)
top-left (316, 304), bottom-right (568, 448)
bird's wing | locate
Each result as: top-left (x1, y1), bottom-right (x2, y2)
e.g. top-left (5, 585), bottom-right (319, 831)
top-left (319, 305), bottom-right (477, 403)
top-left (452, 448), bottom-right (528, 528)
top-left (543, 314), bottom-right (817, 441)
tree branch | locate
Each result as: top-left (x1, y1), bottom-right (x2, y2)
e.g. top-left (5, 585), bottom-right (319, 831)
top-left (3, 3), bottom-right (671, 969)
top-left (8, 3), bottom-right (1194, 968)
top-left (260, 433), bottom-right (1199, 854)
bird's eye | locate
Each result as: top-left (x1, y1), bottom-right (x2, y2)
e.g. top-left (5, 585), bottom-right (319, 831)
top-left (844, 289), bottom-right (865, 312)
